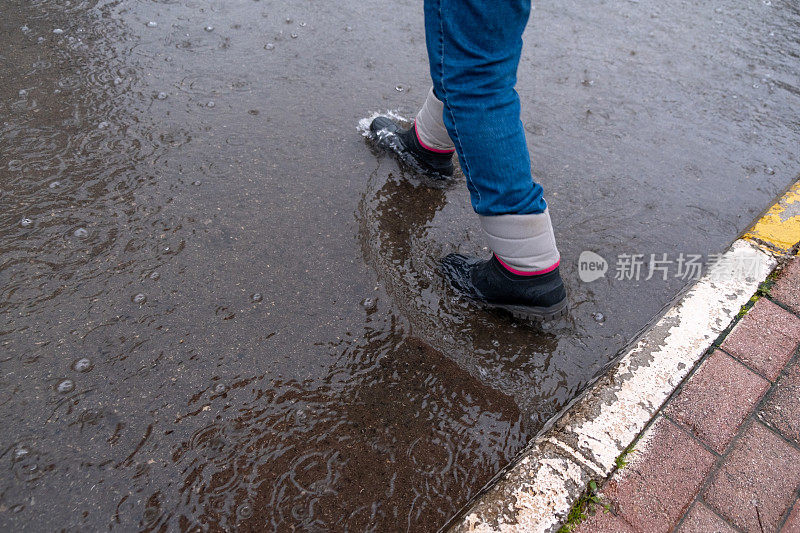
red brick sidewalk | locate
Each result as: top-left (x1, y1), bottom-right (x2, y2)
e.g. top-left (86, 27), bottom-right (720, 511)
top-left (575, 257), bottom-right (800, 533)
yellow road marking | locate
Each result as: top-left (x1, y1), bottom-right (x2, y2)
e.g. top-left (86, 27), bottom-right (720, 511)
top-left (743, 179), bottom-right (800, 255)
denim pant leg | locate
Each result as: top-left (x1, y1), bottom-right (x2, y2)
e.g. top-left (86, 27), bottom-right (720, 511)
top-left (423, 0), bottom-right (547, 217)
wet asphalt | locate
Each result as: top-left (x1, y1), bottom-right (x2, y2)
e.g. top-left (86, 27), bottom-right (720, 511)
top-left (1, 0), bottom-right (799, 530)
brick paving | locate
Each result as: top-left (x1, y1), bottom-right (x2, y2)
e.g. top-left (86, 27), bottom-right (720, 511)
top-left (575, 256), bottom-right (800, 533)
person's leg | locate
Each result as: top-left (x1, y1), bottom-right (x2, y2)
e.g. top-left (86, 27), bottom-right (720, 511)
top-left (414, 86), bottom-right (455, 152)
top-left (424, 0), bottom-right (566, 318)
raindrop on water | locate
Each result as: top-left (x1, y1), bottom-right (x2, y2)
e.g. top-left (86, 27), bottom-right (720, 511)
top-left (98, 121), bottom-right (110, 130)
top-left (592, 312), bottom-right (606, 323)
top-left (132, 293), bottom-right (147, 304)
top-left (206, 100), bottom-right (215, 108)
top-left (53, 28), bottom-right (64, 34)
top-left (21, 25), bottom-right (30, 32)
top-left (73, 357), bottom-right (93, 372)
top-left (192, 180), bottom-right (202, 185)
top-left (49, 181), bottom-right (61, 189)
top-left (156, 91), bottom-right (168, 100)
top-left (149, 271), bottom-right (160, 280)
top-left (113, 77), bottom-right (123, 85)
top-left (395, 85), bottom-right (404, 92)
top-left (345, 26), bottom-right (353, 32)
top-left (142, 507), bottom-right (159, 523)
top-left (57, 379), bottom-right (75, 394)
top-left (238, 503), bottom-right (254, 519)
top-left (19, 89), bottom-right (28, 97)
top-left (360, 297), bottom-right (376, 310)
top-left (147, 21), bottom-right (158, 28)
top-left (20, 218), bottom-right (33, 228)
top-left (214, 383), bottom-right (227, 394)
top-left (264, 43), bottom-right (275, 50)
top-left (285, 17), bottom-right (293, 23)
top-left (251, 293), bottom-right (263, 302)
top-left (204, 25), bottom-right (215, 32)
top-left (290, 32), bottom-right (298, 39)
top-left (766, 167), bottom-right (775, 175)
top-left (299, 22), bottom-right (306, 27)
top-left (73, 227), bottom-right (89, 238)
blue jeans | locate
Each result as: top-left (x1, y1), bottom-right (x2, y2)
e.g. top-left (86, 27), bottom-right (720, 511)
top-left (424, 0), bottom-right (547, 216)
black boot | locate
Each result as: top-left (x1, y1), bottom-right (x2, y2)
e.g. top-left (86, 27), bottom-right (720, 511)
top-left (441, 254), bottom-right (568, 321)
top-left (369, 117), bottom-right (454, 179)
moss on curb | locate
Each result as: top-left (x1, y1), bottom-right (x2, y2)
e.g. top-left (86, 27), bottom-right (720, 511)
top-left (712, 269), bottom-right (780, 348)
top-left (614, 443), bottom-right (636, 471)
top-left (557, 480), bottom-right (609, 533)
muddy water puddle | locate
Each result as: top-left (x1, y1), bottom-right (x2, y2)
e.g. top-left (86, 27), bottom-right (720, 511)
top-left (2, 0), bottom-right (799, 530)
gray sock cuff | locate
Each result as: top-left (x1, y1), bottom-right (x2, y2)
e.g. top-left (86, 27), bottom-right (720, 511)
top-left (479, 209), bottom-right (560, 273)
top-left (414, 87), bottom-right (455, 152)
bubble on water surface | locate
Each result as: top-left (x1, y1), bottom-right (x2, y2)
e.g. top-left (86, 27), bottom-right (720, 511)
top-left (395, 85), bottom-right (404, 92)
top-left (285, 17), bottom-right (293, 23)
top-left (73, 227), bottom-right (89, 238)
top-left (132, 293), bottom-right (147, 304)
top-left (766, 167), bottom-right (775, 175)
top-left (592, 312), bottom-right (606, 323)
top-left (73, 357), bottom-right (93, 372)
top-left (14, 446), bottom-right (30, 459)
top-left (149, 271), bottom-right (160, 280)
top-left (113, 77), bottom-right (123, 85)
top-left (204, 25), bottom-right (214, 32)
top-left (147, 21), bottom-right (158, 27)
top-left (290, 33), bottom-right (298, 38)
top-left (98, 121), bottom-right (110, 130)
top-left (264, 42), bottom-right (275, 50)
top-left (49, 181), bottom-right (61, 189)
top-left (53, 28), bottom-right (64, 34)
top-left (299, 22), bottom-right (306, 27)
top-left (360, 297), bottom-right (376, 311)
top-left (20, 218), bottom-right (33, 228)
top-left (206, 100), bottom-right (215, 108)
top-left (214, 383), bottom-right (227, 394)
top-left (57, 379), bottom-right (75, 394)
top-left (19, 89), bottom-right (28, 97)
top-left (251, 293), bottom-right (263, 302)
top-left (156, 91), bottom-right (168, 100)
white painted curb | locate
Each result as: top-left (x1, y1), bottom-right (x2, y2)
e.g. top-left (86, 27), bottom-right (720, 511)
top-left (448, 239), bottom-right (777, 533)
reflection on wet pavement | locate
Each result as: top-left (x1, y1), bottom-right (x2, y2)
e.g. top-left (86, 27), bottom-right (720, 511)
top-left (1, 0), bottom-right (799, 530)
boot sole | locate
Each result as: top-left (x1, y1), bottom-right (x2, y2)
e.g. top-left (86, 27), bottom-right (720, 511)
top-left (477, 296), bottom-right (569, 322)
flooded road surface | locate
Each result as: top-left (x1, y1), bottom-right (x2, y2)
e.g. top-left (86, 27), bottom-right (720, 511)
top-left (1, 0), bottom-right (799, 530)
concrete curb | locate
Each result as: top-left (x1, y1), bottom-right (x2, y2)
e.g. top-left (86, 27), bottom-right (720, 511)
top-left (448, 180), bottom-right (800, 533)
